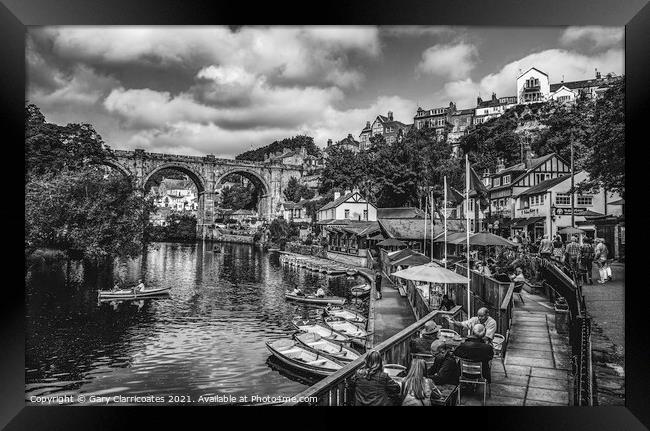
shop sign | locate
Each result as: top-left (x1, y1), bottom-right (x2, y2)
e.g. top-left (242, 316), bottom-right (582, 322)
top-left (554, 207), bottom-right (589, 216)
top-left (521, 208), bottom-right (539, 215)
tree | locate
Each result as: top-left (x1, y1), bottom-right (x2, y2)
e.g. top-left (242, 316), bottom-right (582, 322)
top-left (578, 80), bottom-right (625, 197)
top-left (236, 135), bottom-right (321, 161)
top-left (25, 103), bottom-right (153, 261)
top-left (220, 183), bottom-right (257, 210)
top-left (284, 176), bottom-right (315, 202)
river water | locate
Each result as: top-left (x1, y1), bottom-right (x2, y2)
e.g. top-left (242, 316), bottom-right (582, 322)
top-left (25, 242), bottom-right (368, 404)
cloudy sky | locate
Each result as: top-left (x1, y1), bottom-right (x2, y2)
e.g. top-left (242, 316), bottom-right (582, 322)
top-left (27, 26), bottom-right (624, 158)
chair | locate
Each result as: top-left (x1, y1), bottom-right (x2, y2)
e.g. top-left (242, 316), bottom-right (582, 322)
top-left (457, 359), bottom-right (489, 406)
top-left (513, 282), bottom-right (525, 305)
top-left (492, 332), bottom-right (508, 377)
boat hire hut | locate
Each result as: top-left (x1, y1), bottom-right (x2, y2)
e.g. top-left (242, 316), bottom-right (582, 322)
top-left (324, 221), bottom-right (380, 267)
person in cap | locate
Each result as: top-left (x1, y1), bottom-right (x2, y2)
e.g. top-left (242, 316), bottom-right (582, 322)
top-left (410, 321), bottom-right (440, 354)
top-left (447, 307), bottom-right (497, 342)
top-left (427, 339), bottom-right (460, 385)
top-left (454, 324), bottom-right (494, 383)
top-left (564, 236), bottom-right (581, 273)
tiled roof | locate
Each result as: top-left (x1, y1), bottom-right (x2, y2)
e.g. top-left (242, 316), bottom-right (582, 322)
top-left (378, 218), bottom-right (463, 241)
top-left (517, 174), bottom-right (571, 197)
top-left (282, 201), bottom-right (304, 210)
top-left (318, 191), bottom-right (357, 212)
top-left (453, 108), bottom-right (475, 116)
top-left (550, 78), bottom-right (606, 93)
top-left (377, 207), bottom-right (425, 219)
top-left (317, 218), bottom-right (351, 225)
top-left (517, 67), bottom-right (548, 79)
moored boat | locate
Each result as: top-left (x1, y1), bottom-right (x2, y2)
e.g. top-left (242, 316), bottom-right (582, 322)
top-left (285, 293), bottom-right (346, 306)
top-left (323, 316), bottom-right (371, 345)
top-left (292, 319), bottom-right (349, 343)
top-left (323, 306), bottom-right (367, 325)
top-left (350, 283), bottom-right (371, 298)
top-left (294, 332), bottom-right (361, 363)
top-left (346, 269), bottom-right (357, 276)
top-left (98, 286), bottom-right (171, 300)
top-left (265, 339), bottom-right (343, 376)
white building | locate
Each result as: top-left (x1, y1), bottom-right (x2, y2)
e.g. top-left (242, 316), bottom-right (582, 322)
top-left (282, 201), bottom-right (311, 223)
top-left (516, 67), bottom-right (551, 105)
top-left (513, 170), bottom-right (622, 241)
top-left (316, 189), bottom-right (377, 223)
top-left (151, 178), bottom-right (198, 213)
top-left (473, 94), bottom-right (518, 125)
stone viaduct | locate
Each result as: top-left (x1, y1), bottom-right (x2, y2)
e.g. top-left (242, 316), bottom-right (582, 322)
top-left (106, 149), bottom-right (304, 237)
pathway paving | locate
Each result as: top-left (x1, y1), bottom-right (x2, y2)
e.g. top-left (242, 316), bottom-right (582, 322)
top-left (460, 289), bottom-right (572, 406)
top-left (369, 273), bottom-right (415, 346)
top-left (581, 262), bottom-right (625, 406)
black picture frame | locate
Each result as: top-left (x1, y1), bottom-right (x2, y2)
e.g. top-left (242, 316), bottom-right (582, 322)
top-left (3, 0), bottom-right (647, 429)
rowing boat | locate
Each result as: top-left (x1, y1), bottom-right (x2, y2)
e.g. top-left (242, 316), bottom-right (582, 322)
top-left (98, 286), bottom-right (171, 300)
top-left (350, 283), bottom-right (371, 298)
top-left (265, 339), bottom-right (343, 376)
top-left (323, 306), bottom-right (367, 325)
top-left (294, 332), bottom-right (361, 363)
top-left (323, 316), bottom-right (371, 343)
top-left (292, 319), bottom-right (349, 343)
top-left (285, 293), bottom-right (346, 306)
top-left (326, 267), bottom-right (347, 275)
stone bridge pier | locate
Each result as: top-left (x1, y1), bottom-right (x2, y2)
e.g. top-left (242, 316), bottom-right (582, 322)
top-left (106, 149), bottom-right (303, 238)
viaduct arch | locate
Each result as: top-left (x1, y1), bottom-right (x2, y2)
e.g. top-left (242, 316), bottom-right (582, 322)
top-left (107, 149), bottom-right (304, 238)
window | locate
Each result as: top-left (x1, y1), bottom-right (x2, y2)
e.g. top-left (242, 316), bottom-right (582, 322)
top-left (520, 197), bottom-right (529, 209)
top-left (535, 173), bottom-right (551, 184)
top-left (344, 209), bottom-right (350, 219)
top-left (525, 77), bottom-right (540, 88)
top-left (499, 199), bottom-right (505, 208)
top-left (577, 195), bottom-right (593, 205)
top-left (556, 193), bottom-right (571, 205)
top-left (493, 177), bottom-right (501, 187)
top-left (469, 199), bottom-right (474, 211)
top-left (558, 95), bottom-right (571, 102)
top-left (503, 175), bottom-right (511, 185)
top-left (363, 210), bottom-right (368, 220)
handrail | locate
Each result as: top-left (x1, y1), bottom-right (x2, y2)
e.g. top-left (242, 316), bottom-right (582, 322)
top-left (500, 282), bottom-right (515, 311)
top-left (282, 305), bottom-right (463, 406)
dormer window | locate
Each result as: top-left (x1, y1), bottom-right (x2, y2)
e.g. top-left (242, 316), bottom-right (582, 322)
top-left (503, 175), bottom-right (511, 185)
top-left (493, 177), bottom-right (501, 187)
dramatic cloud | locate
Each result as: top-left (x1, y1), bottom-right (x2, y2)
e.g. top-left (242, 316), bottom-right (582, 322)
top-left (560, 26), bottom-right (624, 50)
top-left (416, 43), bottom-right (478, 80)
top-left (435, 48), bottom-right (624, 109)
top-left (38, 26), bottom-right (380, 88)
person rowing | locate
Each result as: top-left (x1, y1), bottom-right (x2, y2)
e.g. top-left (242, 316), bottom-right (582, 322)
top-left (133, 279), bottom-right (145, 295)
top-left (291, 287), bottom-right (305, 296)
top-left (112, 282), bottom-right (121, 292)
top-left (315, 287), bottom-right (326, 298)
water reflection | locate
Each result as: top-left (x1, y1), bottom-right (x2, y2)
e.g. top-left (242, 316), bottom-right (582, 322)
top-left (26, 242), bottom-right (367, 402)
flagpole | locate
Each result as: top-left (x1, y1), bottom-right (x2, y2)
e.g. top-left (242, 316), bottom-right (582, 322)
top-left (465, 154), bottom-right (471, 318)
top-left (444, 176), bottom-right (448, 269)
top-left (430, 187), bottom-right (434, 260)
top-left (423, 193), bottom-right (428, 255)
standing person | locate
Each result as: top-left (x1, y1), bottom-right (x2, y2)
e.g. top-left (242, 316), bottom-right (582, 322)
top-left (539, 234), bottom-right (553, 260)
top-left (580, 237), bottom-right (595, 285)
top-left (374, 271), bottom-right (383, 300)
top-left (400, 359), bottom-right (442, 406)
top-left (595, 238), bottom-right (610, 284)
top-left (350, 350), bottom-right (401, 406)
top-left (564, 236), bottom-right (581, 274)
top-left (552, 234), bottom-right (565, 263)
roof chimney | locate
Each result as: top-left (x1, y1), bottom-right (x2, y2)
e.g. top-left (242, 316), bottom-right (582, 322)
top-left (344, 189), bottom-right (351, 196)
top-left (347, 133), bottom-right (353, 140)
top-left (477, 96), bottom-right (482, 105)
top-left (366, 121), bottom-right (371, 128)
top-left (333, 191), bottom-right (341, 200)
top-left (595, 68), bottom-right (601, 79)
top-left (491, 92), bottom-right (497, 102)
top-left (327, 139), bottom-right (332, 147)
top-left (387, 111), bottom-right (393, 121)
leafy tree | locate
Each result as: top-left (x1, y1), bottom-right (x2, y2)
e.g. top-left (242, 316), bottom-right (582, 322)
top-left (164, 213), bottom-right (197, 241)
top-left (220, 183), bottom-right (258, 210)
top-left (283, 176), bottom-right (315, 202)
top-left (25, 103), bottom-right (153, 261)
top-left (236, 135), bottom-right (321, 161)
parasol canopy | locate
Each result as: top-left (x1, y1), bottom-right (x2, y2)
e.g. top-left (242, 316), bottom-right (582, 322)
top-left (392, 262), bottom-right (469, 284)
top-left (448, 232), bottom-right (517, 247)
top-left (391, 253), bottom-right (431, 267)
top-left (558, 227), bottom-right (586, 235)
top-left (434, 231), bottom-right (467, 243)
top-left (377, 238), bottom-right (407, 247)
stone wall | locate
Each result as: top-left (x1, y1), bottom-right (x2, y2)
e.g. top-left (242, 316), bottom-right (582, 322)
top-left (285, 242), bottom-right (328, 258)
top-left (327, 251), bottom-right (367, 268)
top-left (214, 233), bottom-right (254, 244)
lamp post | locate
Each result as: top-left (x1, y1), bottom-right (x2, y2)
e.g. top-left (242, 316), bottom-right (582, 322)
top-left (570, 131), bottom-right (575, 228)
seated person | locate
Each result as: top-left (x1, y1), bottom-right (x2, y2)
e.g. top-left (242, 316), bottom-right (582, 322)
top-left (291, 287), bottom-right (305, 296)
top-left (454, 324), bottom-right (494, 383)
top-left (315, 287), bottom-right (326, 298)
top-left (112, 282), bottom-right (121, 291)
top-left (427, 340), bottom-right (460, 385)
top-left (439, 294), bottom-right (456, 312)
top-left (410, 321), bottom-right (440, 354)
top-left (511, 267), bottom-right (527, 286)
top-left (447, 307), bottom-right (497, 342)
top-left (134, 279), bottom-right (145, 293)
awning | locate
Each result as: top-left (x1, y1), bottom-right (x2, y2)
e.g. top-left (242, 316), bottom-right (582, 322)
top-left (433, 231), bottom-right (467, 243)
top-left (511, 216), bottom-right (546, 228)
top-left (369, 233), bottom-right (385, 240)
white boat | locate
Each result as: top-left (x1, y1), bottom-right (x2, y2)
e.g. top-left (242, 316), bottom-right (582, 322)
top-left (98, 286), bottom-right (171, 300)
top-left (350, 283), bottom-right (371, 298)
top-left (323, 317), bottom-right (371, 343)
top-left (294, 332), bottom-right (361, 363)
top-left (285, 293), bottom-right (346, 306)
top-left (323, 306), bottom-right (367, 325)
top-left (292, 319), bottom-right (349, 343)
top-left (265, 339), bottom-right (343, 376)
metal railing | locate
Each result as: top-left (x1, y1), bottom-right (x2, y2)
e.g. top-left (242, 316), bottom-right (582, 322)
top-left (282, 305), bottom-right (463, 406)
top-left (534, 257), bottom-right (593, 406)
